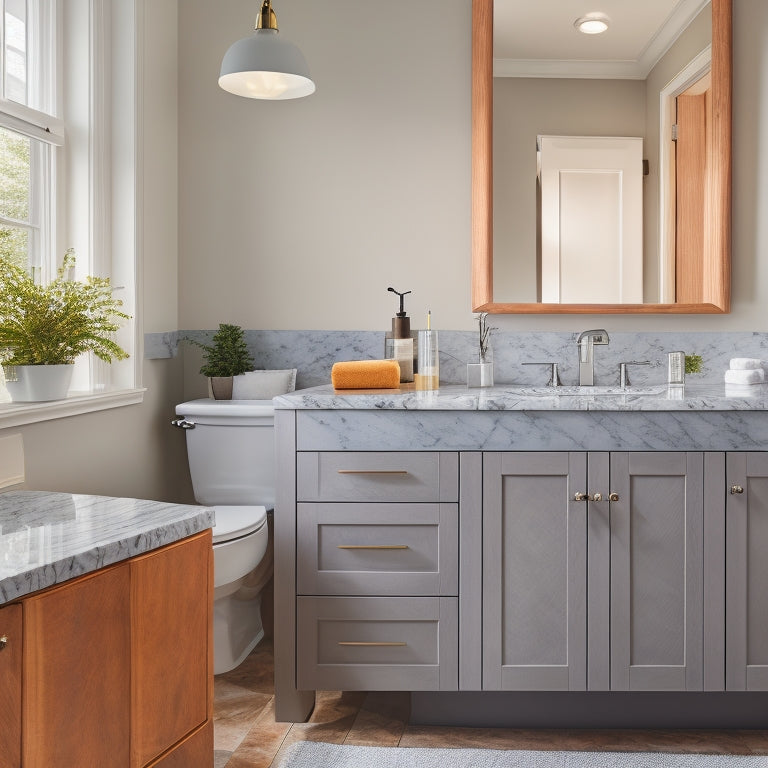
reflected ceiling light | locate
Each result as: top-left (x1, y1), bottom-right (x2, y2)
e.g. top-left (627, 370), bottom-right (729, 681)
top-left (219, 0), bottom-right (315, 100)
top-left (574, 13), bottom-right (610, 35)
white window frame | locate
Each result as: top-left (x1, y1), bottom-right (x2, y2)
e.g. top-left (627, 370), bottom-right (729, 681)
top-left (0, 0), bottom-right (144, 428)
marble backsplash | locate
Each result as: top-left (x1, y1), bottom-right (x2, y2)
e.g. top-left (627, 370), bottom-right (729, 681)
top-left (145, 330), bottom-right (768, 389)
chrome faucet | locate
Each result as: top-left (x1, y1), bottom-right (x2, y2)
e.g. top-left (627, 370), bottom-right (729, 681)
top-left (577, 329), bottom-right (610, 385)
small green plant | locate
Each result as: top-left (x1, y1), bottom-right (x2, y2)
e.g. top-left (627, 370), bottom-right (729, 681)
top-left (685, 354), bottom-right (703, 375)
top-left (0, 249), bottom-right (130, 365)
top-left (187, 323), bottom-right (254, 377)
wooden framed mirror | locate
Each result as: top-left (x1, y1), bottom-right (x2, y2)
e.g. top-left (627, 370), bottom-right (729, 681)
top-left (471, 0), bottom-right (731, 314)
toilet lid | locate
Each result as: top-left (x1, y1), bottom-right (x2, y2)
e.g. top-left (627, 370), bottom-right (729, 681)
top-left (212, 505), bottom-right (267, 544)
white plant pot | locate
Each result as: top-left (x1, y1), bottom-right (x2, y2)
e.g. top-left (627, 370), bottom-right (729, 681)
top-left (3, 364), bottom-right (74, 402)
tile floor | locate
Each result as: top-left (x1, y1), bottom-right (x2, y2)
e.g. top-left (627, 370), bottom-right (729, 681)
top-left (213, 638), bottom-right (768, 768)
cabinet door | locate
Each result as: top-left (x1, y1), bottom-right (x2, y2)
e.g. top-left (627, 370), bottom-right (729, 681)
top-left (131, 531), bottom-right (213, 767)
top-left (23, 564), bottom-right (131, 768)
top-left (0, 603), bottom-right (22, 768)
top-left (483, 452), bottom-right (587, 690)
top-left (610, 452), bottom-right (704, 691)
top-left (726, 453), bottom-right (768, 690)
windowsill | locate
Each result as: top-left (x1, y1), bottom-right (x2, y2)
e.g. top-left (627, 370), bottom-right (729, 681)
top-left (0, 388), bottom-right (146, 429)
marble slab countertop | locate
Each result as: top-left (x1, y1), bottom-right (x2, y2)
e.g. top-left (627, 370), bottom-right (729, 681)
top-left (0, 491), bottom-right (214, 604)
top-left (274, 383), bottom-right (768, 412)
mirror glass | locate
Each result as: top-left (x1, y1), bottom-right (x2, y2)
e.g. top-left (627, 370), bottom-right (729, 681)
top-left (472, 0), bottom-right (731, 313)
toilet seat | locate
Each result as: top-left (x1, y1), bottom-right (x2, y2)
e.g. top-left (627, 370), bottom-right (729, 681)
top-left (212, 505), bottom-right (267, 545)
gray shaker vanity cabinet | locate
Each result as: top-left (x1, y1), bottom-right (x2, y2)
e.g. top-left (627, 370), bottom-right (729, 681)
top-left (726, 453), bottom-right (768, 691)
top-left (482, 451), bottom-right (710, 693)
top-left (293, 450), bottom-right (460, 693)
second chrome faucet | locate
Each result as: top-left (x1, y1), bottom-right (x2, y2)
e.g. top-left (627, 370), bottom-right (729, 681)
top-left (576, 329), bottom-right (609, 385)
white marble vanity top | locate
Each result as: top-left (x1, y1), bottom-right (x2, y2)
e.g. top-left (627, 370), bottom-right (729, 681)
top-left (274, 382), bottom-right (768, 411)
top-left (0, 491), bottom-right (214, 604)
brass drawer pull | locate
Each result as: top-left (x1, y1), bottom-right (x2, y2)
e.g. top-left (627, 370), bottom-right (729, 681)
top-left (730, 485), bottom-right (744, 494)
top-left (0, 634), bottom-right (7, 650)
top-left (337, 544), bottom-right (410, 550)
top-left (337, 641), bottom-right (407, 647)
top-left (337, 470), bottom-right (409, 475)
top-left (609, 492), bottom-right (620, 502)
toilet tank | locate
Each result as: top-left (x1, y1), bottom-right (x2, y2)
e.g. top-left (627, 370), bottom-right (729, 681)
top-left (175, 399), bottom-right (276, 508)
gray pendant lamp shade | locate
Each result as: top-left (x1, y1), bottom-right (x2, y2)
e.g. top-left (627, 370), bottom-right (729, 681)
top-left (219, 1), bottom-right (315, 100)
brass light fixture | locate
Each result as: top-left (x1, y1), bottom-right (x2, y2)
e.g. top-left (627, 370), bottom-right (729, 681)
top-left (219, 0), bottom-right (315, 100)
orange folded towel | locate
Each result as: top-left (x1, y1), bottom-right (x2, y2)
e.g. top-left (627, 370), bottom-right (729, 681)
top-left (331, 359), bottom-right (401, 390)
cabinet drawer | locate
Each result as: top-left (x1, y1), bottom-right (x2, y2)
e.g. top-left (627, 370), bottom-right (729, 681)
top-left (297, 503), bottom-right (458, 596)
top-left (297, 596), bottom-right (458, 691)
top-left (296, 452), bottom-right (458, 502)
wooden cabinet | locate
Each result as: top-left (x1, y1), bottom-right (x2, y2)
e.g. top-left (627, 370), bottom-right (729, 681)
top-left (482, 451), bottom-right (709, 692)
top-left (3, 530), bottom-right (212, 768)
top-left (131, 533), bottom-right (213, 766)
top-left (23, 564), bottom-right (131, 767)
top-left (726, 453), bottom-right (768, 691)
top-left (0, 603), bottom-right (22, 768)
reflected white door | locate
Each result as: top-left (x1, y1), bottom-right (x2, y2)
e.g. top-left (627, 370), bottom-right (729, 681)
top-left (538, 136), bottom-right (643, 304)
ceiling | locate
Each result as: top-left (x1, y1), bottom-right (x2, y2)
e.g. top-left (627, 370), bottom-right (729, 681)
top-left (494, 0), bottom-right (711, 79)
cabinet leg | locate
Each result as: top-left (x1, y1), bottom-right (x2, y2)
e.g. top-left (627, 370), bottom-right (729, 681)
top-left (274, 688), bottom-right (315, 723)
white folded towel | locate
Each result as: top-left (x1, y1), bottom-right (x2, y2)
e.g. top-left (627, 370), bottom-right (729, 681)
top-left (724, 368), bottom-right (765, 385)
top-left (729, 358), bottom-right (763, 370)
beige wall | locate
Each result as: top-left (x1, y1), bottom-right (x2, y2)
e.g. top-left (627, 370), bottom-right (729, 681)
top-left (178, 0), bottom-right (472, 332)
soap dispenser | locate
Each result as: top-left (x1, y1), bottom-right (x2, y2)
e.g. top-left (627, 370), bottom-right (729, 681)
top-left (385, 287), bottom-right (414, 382)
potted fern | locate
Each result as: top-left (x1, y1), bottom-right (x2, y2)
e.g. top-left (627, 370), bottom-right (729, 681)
top-left (0, 250), bottom-right (130, 402)
top-left (186, 323), bottom-right (255, 400)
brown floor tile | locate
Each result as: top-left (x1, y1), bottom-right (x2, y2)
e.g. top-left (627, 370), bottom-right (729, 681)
top-left (214, 690), bottom-right (273, 752)
top-left (226, 698), bottom-right (292, 768)
top-left (345, 692), bottom-right (410, 747)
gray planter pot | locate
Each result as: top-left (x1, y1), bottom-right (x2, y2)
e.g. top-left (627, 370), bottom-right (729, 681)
top-left (209, 376), bottom-right (234, 400)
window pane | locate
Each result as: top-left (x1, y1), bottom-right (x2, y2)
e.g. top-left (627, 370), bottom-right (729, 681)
top-left (0, 125), bottom-right (30, 221)
top-left (0, 224), bottom-right (28, 270)
top-left (4, 0), bottom-right (28, 105)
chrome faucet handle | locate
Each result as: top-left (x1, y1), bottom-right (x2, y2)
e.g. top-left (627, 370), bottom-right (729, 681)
top-left (618, 361), bottom-right (651, 388)
top-left (522, 362), bottom-right (562, 387)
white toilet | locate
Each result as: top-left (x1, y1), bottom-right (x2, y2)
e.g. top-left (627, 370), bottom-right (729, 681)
top-left (174, 398), bottom-right (275, 674)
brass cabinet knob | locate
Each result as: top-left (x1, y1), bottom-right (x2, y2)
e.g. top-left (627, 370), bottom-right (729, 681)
top-left (0, 634), bottom-right (7, 650)
top-left (609, 492), bottom-right (620, 502)
top-left (730, 485), bottom-right (744, 495)
top-left (592, 492), bottom-right (603, 502)
top-left (573, 492), bottom-right (590, 502)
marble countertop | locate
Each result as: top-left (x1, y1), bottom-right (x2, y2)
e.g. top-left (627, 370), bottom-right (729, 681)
top-left (0, 491), bottom-right (214, 604)
top-left (274, 382), bottom-right (768, 412)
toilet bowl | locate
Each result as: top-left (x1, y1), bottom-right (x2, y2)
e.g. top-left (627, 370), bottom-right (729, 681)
top-left (174, 399), bottom-right (276, 674)
top-left (212, 505), bottom-right (269, 672)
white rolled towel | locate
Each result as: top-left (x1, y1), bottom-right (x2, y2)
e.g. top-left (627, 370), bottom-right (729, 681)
top-left (724, 368), bottom-right (765, 385)
top-left (729, 358), bottom-right (763, 370)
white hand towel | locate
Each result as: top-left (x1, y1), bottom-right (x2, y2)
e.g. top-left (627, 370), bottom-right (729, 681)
top-left (729, 357), bottom-right (763, 370)
top-left (724, 368), bottom-right (765, 385)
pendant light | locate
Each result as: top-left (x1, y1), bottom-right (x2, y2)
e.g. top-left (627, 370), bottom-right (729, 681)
top-left (219, 0), bottom-right (315, 100)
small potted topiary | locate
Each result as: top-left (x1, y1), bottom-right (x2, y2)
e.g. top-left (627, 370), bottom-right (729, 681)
top-left (0, 249), bottom-right (130, 402)
top-left (187, 323), bottom-right (255, 400)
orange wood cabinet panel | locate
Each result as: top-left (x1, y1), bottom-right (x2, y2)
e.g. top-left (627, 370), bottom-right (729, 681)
top-left (22, 563), bottom-right (131, 768)
top-left (146, 721), bottom-right (213, 768)
top-left (0, 603), bottom-right (22, 768)
top-left (131, 530), bottom-right (213, 768)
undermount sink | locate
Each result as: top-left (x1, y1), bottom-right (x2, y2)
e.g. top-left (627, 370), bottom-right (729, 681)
top-left (506, 385), bottom-right (667, 397)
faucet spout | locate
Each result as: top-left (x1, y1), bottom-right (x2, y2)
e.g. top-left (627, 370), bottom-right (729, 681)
top-left (577, 329), bottom-right (609, 385)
